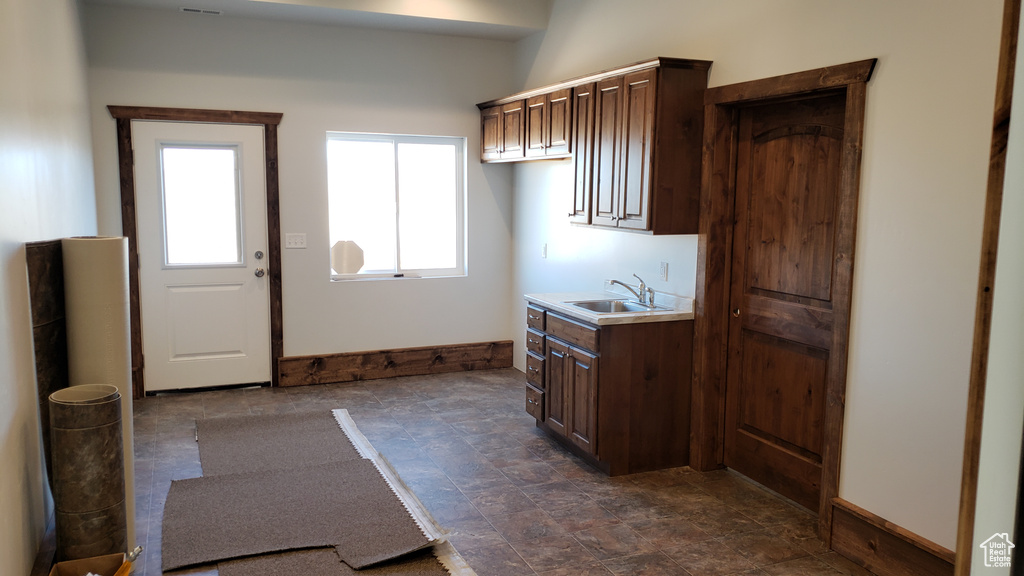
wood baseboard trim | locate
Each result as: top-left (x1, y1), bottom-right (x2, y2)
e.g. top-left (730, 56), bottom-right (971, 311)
top-left (831, 498), bottom-right (954, 576)
top-left (278, 340), bottom-right (514, 387)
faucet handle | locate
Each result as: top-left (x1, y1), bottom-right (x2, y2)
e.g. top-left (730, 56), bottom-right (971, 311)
top-left (632, 274), bottom-right (648, 304)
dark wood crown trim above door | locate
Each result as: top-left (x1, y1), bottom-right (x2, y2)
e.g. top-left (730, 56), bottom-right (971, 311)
top-left (692, 59), bottom-right (875, 541)
top-left (107, 105), bottom-right (284, 397)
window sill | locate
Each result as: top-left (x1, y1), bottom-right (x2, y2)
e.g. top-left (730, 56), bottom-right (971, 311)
top-left (330, 272), bottom-right (466, 282)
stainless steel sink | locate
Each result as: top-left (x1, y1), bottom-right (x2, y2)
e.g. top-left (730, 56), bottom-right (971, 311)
top-left (569, 299), bottom-right (665, 313)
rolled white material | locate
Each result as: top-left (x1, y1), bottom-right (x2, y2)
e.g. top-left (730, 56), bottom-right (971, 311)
top-left (61, 236), bottom-right (135, 550)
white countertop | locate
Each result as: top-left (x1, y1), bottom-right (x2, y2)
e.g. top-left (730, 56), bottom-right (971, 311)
top-left (524, 285), bottom-right (694, 326)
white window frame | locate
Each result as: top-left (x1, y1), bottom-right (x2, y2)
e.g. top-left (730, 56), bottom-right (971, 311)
top-left (326, 132), bottom-right (467, 281)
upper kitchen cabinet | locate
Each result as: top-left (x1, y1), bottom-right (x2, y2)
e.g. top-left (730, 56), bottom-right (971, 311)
top-left (525, 88), bottom-right (573, 159)
top-left (570, 83), bottom-right (596, 224)
top-left (583, 59), bottom-right (711, 234)
top-left (478, 57), bottom-right (711, 234)
top-left (480, 100), bottom-right (526, 162)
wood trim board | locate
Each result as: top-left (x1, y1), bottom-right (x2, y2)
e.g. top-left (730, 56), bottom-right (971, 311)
top-left (832, 498), bottom-right (955, 576)
top-left (691, 60), bottom-right (875, 544)
top-left (955, 0), bottom-right (1021, 572)
top-left (108, 106), bottom-right (282, 126)
top-left (108, 105), bottom-right (285, 395)
top-left (704, 59), bottom-right (876, 105)
top-left (477, 56), bottom-right (712, 108)
top-left (278, 341), bottom-right (513, 387)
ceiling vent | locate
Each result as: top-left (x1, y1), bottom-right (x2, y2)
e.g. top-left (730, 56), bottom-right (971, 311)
top-left (180, 7), bottom-right (222, 15)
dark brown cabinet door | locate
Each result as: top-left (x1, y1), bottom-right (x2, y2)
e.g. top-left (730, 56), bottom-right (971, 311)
top-left (545, 338), bottom-right (571, 438)
top-left (499, 100), bottom-right (525, 161)
top-left (568, 346), bottom-right (598, 455)
top-left (592, 77), bottom-right (623, 227)
top-left (571, 83), bottom-right (596, 224)
top-left (480, 105), bottom-right (501, 162)
top-left (525, 95), bottom-right (547, 158)
top-left (724, 92), bottom-right (846, 511)
top-left (547, 88), bottom-right (572, 156)
top-left (617, 69), bottom-right (656, 230)
top-left (525, 89), bottom-right (573, 159)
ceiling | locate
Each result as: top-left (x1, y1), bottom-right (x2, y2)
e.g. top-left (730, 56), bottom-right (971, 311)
top-left (81, 0), bottom-right (553, 41)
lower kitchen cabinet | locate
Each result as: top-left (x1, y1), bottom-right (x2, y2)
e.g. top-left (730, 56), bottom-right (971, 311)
top-left (546, 337), bottom-right (597, 455)
top-left (523, 304), bottom-right (692, 475)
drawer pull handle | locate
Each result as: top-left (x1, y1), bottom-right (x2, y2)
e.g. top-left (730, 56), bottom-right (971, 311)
top-left (528, 314), bottom-right (541, 320)
top-left (528, 366), bottom-right (538, 373)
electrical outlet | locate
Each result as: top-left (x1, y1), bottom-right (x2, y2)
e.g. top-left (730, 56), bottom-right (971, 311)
top-left (659, 261), bottom-right (669, 281)
top-left (285, 233), bottom-right (307, 249)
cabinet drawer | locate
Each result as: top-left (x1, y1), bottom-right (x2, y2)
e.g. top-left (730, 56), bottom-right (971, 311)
top-left (525, 383), bottom-right (544, 420)
top-left (546, 313), bottom-right (599, 352)
top-left (526, 305), bottom-right (546, 331)
top-left (526, 328), bottom-right (545, 356)
top-left (526, 351), bottom-right (545, 388)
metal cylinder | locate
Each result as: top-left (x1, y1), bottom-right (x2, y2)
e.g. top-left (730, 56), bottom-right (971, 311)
top-left (49, 383), bottom-right (127, 561)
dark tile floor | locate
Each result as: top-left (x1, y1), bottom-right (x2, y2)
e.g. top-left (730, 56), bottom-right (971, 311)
top-left (132, 368), bottom-right (874, 576)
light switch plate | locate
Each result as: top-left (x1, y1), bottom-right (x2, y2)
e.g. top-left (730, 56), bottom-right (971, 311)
top-left (285, 233), bottom-right (307, 249)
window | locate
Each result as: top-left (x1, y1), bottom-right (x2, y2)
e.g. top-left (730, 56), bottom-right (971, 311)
top-left (160, 145), bottom-right (242, 266)
top-left (326, 132), bottom-right (466, 279)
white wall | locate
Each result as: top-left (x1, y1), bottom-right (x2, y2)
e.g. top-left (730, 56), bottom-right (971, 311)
top-left (511, 0), bottom-right (1003, 549)
top-left (83, 5), bottom-right (518, 357)
top-left (971, 7), bottom-right (1024, 573)
top-left (0, 0), bottom-right (98, 573)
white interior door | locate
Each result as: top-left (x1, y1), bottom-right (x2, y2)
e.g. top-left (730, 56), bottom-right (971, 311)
top-left (134, 121), bottom-right (271, 391)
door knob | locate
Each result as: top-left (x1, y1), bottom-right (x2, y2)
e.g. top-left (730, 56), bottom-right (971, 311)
top-left (254, 268), bottom-right (266, 278)
top-left (732, 308), bottom-right (740, 317)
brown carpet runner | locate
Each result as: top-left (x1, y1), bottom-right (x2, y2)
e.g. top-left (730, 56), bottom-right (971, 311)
top-left (161, 409), bottom-right (460, 574)
top-left (218, 547), bottom-right (450, 576)
top-left (196, 410), bottom-right (362, 476)
top-left (161, 458), bottom-right (433, 571)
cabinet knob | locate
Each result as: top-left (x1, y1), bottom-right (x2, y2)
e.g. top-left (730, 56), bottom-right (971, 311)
top-left (732, 308), bottom-right (741, 318)
top-left (568, 211), bottom-right (575, 218)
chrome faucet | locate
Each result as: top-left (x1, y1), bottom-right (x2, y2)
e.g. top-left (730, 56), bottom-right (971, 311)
top-left (610, 274), bottom-right (655, 306)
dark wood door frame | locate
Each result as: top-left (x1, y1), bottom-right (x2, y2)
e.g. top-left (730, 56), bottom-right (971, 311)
top-left (955, 0), bottom-right (1021, 572)
top-left (690, 60), bottom-right (876, 541)
top-left (107, 106), bottom-right (284, 397)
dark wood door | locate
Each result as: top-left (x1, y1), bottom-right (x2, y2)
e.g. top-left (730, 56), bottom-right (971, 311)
top-left (592, 76), bottom-right (623, 227)
top-left (568, 346), bottom-right (598, 455)
top-left (571, 83), bottom-right (596, 224)
top-left (545, 338), bottom-right (571, 437)
top-left (617, 69), bottom-right (656, 231)
top-left (724, 92), bottom-right (846, 511)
